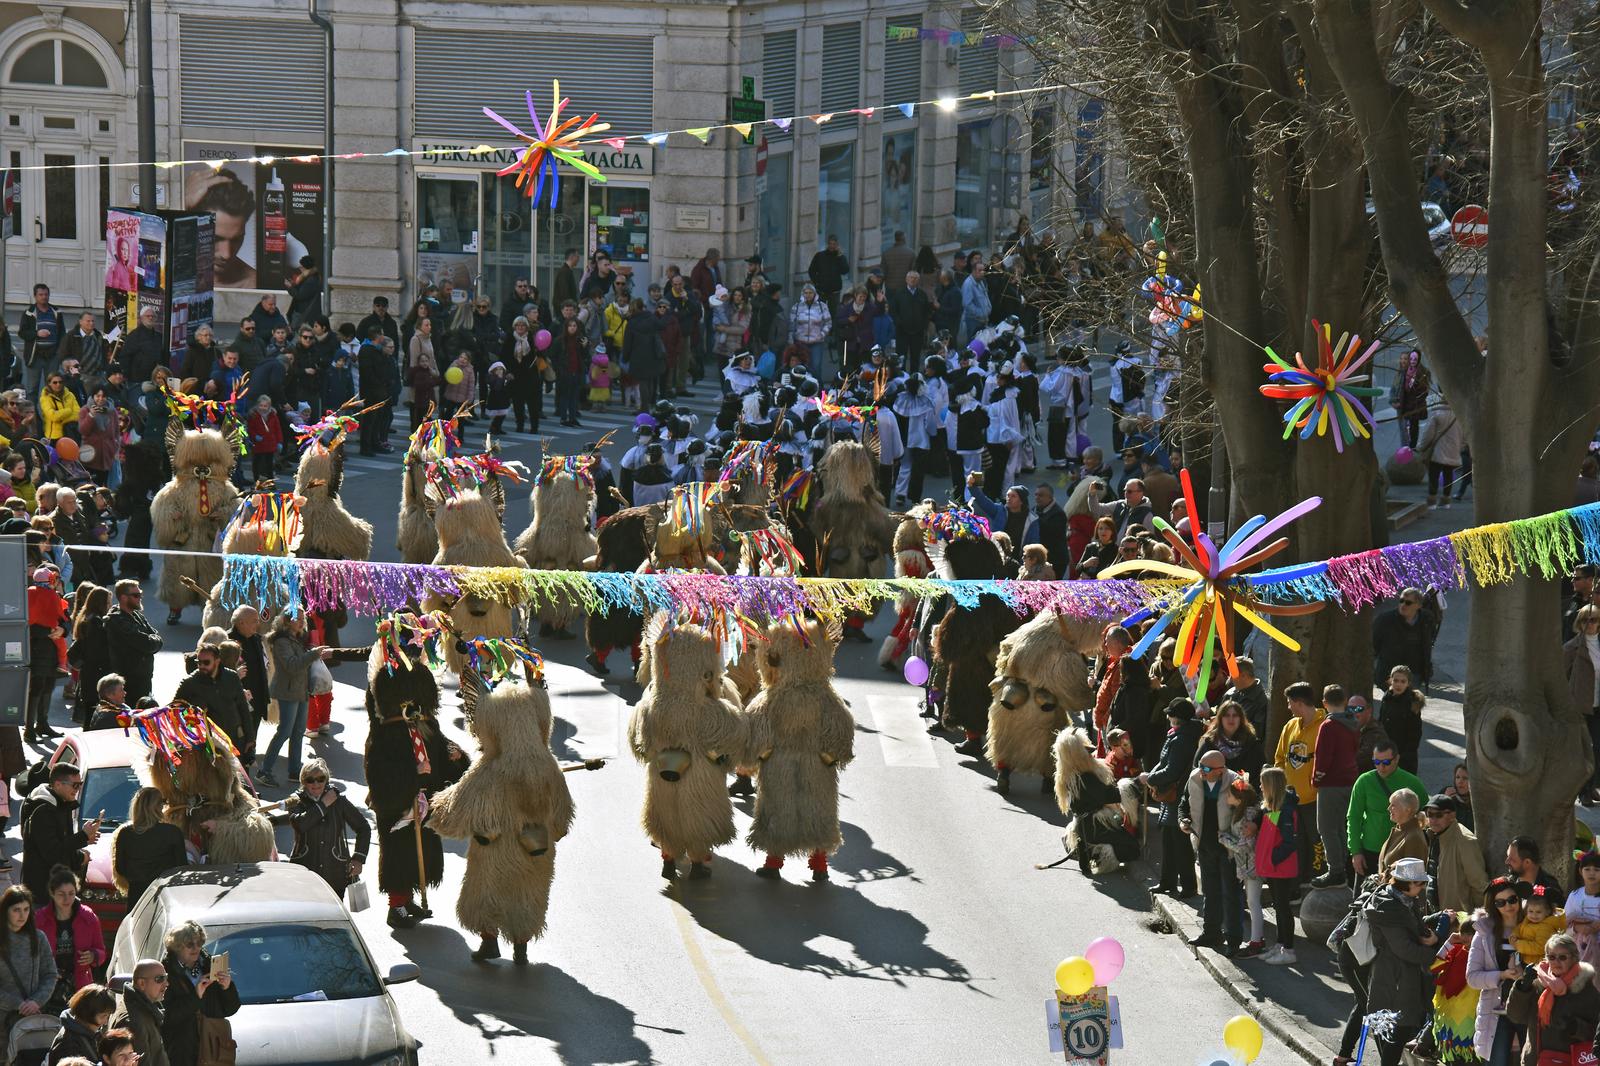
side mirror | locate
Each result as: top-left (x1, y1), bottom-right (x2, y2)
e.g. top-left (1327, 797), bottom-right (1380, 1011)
top-left (383, 962), bottom-right (420, 986)
top-left (108, 973), bottom-right (132, 993)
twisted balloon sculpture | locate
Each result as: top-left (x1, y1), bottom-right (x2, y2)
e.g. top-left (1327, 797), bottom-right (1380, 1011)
top-left (483, 80), bottom-right (611, 208)
top-left (1259, 320), bottom-right (1385, 452)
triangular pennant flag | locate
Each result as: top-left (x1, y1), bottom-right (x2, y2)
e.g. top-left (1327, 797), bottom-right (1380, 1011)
top-left (853, 107), bottom-right (875, 118)
top-left (686, 127), bottom-right (713, 142)
top-left (774, 117), bottom-right (793, 131)
top-left (897, 103), bottom-right (916, 120)
top-left (601, 137), bottom-right (627, 151)
top-left (731, 122), bottom-right (753, 138)
top-left (812, 113), bottom-right (834, 125)
top-left (645, 133), bottom-right (669, 146)
top-left (969, 90), bottom-right (997, 100)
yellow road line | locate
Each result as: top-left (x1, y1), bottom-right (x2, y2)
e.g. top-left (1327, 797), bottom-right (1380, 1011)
top-left (671, 898), bottom-right (771, 1065)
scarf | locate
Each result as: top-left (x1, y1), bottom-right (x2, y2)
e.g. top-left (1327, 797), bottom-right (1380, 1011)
top-left (1535, 959), bottom-right (1573, 1028)
top-left (1403, 351), bottom-right (1420, 390)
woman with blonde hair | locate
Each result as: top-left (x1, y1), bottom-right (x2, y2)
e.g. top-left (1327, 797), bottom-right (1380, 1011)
top-left (68, 583), bottom-right (111, 726)
top-left (1063, 476), bottom-right (1107, 576)
top-left (110, 787), bottom-right (188, 909)
top-left (161, 919), bottom-right (240, 1066)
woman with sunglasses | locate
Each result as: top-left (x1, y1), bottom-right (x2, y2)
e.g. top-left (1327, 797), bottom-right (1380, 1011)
top-left (1518, 931), bottom-right (1600, 1064)
top-left (273, 758), bottom-right (369, 900)
top-left (1466, 877), bottom-right (1528, 1064)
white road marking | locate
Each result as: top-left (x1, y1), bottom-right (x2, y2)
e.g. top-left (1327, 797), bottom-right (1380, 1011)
top-left (867, 694), bottom-right (940, 768)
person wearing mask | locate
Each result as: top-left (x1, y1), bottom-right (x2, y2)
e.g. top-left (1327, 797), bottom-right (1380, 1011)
top-left (19, 285), bottom-right (62, 399)
top-left (1423, 793), bottom-right (1487, 914)
top-left (1180, 750), bottom-right (1244, 957)
top-left (159, 920), bottom-right (239, 1066)
top-left (1273, 681), bottom-right (1326, 883)
top-left (1347, 742), bottom-right (1426, 879)
top-left (257, 614), bottom-right (331, 787)
top-left (1506, 836), bottom-right (1566, 901)
top-left (22, 764), bottom-right (100, 901)
top-left (171, 644), bottom-right (252, 762)
top-left (110, 958), bottom-right (170, 1066)
top-left (0, 883), bottom-right (58, 1048)
top-left (1363, 857), bottom-right (1441, 1065)
top-left (34, 867), bottom-right (105, 1000)
top-left (1139, 699), bottom-right (1203, 899)
top-left (109, 788), bottom-right (188, 912)
top-left (46, 982), bottom-right (115, 1064)
top-left (103, 581), bottom-right (162, 704)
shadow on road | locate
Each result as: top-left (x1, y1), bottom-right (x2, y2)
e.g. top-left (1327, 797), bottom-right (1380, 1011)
top-left (831, 820), bottom-right (918, 883)
top-left (401, 925), bottom-right (662, 1064)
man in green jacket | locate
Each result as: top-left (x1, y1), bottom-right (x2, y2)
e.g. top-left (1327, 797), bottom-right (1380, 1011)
top-left (1346, 740), bottom-right (1425, 878)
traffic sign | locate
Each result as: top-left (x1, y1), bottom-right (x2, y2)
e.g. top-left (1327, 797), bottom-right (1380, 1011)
top-left (755, 136), bottom-right (768, 177)
top-left (0, 169), bottom-right (16, 240)
top-left (1452, 204), bottom-right (1488, 248)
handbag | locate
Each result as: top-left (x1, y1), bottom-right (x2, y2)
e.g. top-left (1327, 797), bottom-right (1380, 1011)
top-left (307, 658), bottom-right (333, 696)
top-left (197, 1013), bottom-right (238, 1066)
top-left (346, 879), bottom-right (371, 913)
top-left (1344, 911), bottom-right (1377, 965)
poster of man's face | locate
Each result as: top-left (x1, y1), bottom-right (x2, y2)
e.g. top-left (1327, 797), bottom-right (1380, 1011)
top-left (182, 143), bottom-right (324, 291)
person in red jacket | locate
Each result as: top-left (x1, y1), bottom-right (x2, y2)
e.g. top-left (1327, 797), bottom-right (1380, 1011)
top-left (246, 394), bottom-right (283, 485)
top-left (35, 865), bottom-right (108, 996)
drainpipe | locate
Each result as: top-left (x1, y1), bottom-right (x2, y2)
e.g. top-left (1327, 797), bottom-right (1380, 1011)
top-left (136, 0), bottom-right (156, 213)
top-left (308, 0), bottom-right (334, 311)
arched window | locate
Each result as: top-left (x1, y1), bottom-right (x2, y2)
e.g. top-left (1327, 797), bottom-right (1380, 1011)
top-left (5, 38), bottom-right (108, 88)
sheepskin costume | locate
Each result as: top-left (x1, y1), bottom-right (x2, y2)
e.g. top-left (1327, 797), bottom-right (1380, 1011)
top-left (146, 734), bottom-right (273, 863)
top-left (583, 503), bottom-right (659, 675)
top-left (810, 440), bottom-right (896, 579)
top-left (628, 622), bottom-right (745, 878)
top-left (152, 425), bottom-right (241, 617)
top-left (513, 461), bottom-right (598, 635)
top-left (986, 612), bottom-right (1101, 793)
top-left (745, 618), bottom-right (855, 881)
top-left (294, 436), bottom-right (374, 562)
top-left (932, 536), bottom-right (1023, 750)
top-left (362, 644), bottom-right (469, 913)
top-left (1053, 727), bottom-right (1142, 874)
top-left (429, 675), bottom-right (573, 959)
top-left (396, 454), bottom-right (439, 564)
top-left (199, 489), bottom-right (297, 630)
top-left (878, 510), bottom-right (933, 667)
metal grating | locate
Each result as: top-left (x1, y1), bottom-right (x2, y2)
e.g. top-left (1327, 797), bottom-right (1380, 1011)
top-left (179, 17), bottom-right (325, 134)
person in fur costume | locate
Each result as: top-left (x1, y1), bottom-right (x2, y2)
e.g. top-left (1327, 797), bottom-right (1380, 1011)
top-left (140, 706), bottom-right (274, 862)
top-left (362, 645), bottom-right (470, 930)
top-left (932, 534), bottom-right (1023, 758)
top-left (745, 618), bottom-right (855, 882)
top-left (810, 441), bottom-right (897, 643)
top-left (428, 673), bottom-right (574, 963)
top-left (986, 612), bottom-right (1101, 795)
top-left (628, 622), bottom-right (745, 880)
top-left (292, 429), bottom-right (374, 649)
top-left (152, 423), bottom-right (243, 624)
top-left (420, 474), bottom-right (526, 722)
top-left (396, 452), bottom-right (439, 564)
top-left (197, 484), bottom-right (299, 630)
top-left (583, 503), bottom-right (658, 676)
top-left (877, 510), bottom-right (933, 670)
top-left (513, 455), bottom-right (598, 640)
top-left (1053, 727), bottom-right (1142, 874)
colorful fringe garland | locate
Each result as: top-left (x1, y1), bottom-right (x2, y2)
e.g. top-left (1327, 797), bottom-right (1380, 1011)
top-left (212, 501), bottom-right (1600, 628)
top-left (120, 700), bottom-right (238, 768)
top-left (919, 508), bottom-right (991, 543)
top-left (376, 609), bottom-right (545, 688)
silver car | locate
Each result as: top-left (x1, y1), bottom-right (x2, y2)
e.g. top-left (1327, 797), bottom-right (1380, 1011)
top-left (111, 863), bottom-right (420, 1065)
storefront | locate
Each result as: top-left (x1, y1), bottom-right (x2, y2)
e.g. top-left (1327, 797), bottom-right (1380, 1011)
top-left (410, 141), bottom-right (653, 308)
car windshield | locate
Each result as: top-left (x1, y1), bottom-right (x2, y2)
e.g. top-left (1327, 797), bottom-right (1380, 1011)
top-left (81, 766), bottom-right (140, 827)
top-left (205, 923), bottom-right (383, 1004)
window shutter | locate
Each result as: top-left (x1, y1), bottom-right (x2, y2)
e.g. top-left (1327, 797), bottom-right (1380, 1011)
top-left (820, 24), bottom-right (862, 132)
top-left (958, 10), bottom-right (999, 96)
top-left (414, 30), bottom-right (655, 138)
top-left (179, 17), bottom-right (325, 135)
top-left (883, 15), bottom-right (922, 108)
top-left (763, 30), bottom-right (797, 144)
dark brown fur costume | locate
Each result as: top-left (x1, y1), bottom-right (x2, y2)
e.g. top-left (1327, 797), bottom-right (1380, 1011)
top-left (932, 537), bottom-right (1023, 736)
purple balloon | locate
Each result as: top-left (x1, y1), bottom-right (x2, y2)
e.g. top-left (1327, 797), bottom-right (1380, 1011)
top-left (1394, 445), bottom-right (1415, 465)
top-left (903, 656), bottom-right (930, 687)
top-left (534, 329), bottom-right (553, 351)
top-left (967, 338), bottom-right (988, 359)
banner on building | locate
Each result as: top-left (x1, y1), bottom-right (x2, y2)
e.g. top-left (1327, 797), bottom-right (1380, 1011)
top-left (181, 142), bottom-right (324, 291)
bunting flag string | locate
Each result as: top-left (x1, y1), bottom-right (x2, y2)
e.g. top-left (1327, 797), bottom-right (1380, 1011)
top-left (10, 84), bottom-right (1078, 175)
top-left (885, 24), bottom-right (1035, 47)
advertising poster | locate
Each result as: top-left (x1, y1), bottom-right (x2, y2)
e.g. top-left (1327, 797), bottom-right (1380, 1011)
top-left (181, 142), bottom-right (324, 291)
top-left (103, 209), bottom-right (167, 344)
top-left (880, 131), bottom-right (917, 251)
top-left (167, 214), bottom-right (215, 363)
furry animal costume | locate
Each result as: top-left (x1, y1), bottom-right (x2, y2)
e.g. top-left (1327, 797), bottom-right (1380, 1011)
top-left (1053, 728), bottom-right (1141, 874)
top-left (362, 646), bottom-right (469, 909)
top-left (513, 466), bottom-right (597, 634)
top-left (146, 738), bottom-right (273, 863)
top-left (294, 437), bottom-right (374, 561)
top-left (429, 676), bottom-right (573, 956)
top-left (932, 537), bottom-right (1023, 746)
top-left (583, 503), bottom-right (658, 674)
top-left (745, 619), bottom-right (855, 880)
top-left (151, 425), bottom-right (241, 616)
top-left (878, 512), bottom-right (933, 668)
top-left (396, 455), bottom-right (438, 564)
top-left (810, 441), bottom-right (896, 579)
top-left (986, 613), bottom-right (1101, 792)
top-left (198, 489), bottom-right (297, 630)
top-left (627, 623), bottom-right (744, 877)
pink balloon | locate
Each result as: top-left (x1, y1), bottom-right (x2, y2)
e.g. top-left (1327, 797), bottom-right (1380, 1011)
top-left (1394, 446), bottom-right (1415, 465)
top-left (903, 656), bottom-right (929, 687)
top-left (534, 329), bottom-right (553, 350)
top-left (1084, 936), bottom-right (1124, 984)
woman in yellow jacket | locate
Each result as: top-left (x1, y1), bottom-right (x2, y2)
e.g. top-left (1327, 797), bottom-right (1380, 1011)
top-left (39, 373), bottom-right (80, 439)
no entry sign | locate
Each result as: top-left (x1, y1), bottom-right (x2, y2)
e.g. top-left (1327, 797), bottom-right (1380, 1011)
top-left (1452, 204), bottom-right (1488, 248)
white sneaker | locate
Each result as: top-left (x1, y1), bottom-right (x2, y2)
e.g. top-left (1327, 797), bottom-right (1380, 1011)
top-left (1266, 946), bottom-right (1296, 965)
top-left (1258, 944), bottom-right (1282, 963)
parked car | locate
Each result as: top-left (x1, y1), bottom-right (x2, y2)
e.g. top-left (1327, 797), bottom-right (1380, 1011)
top-left (1363, 198), bottom-right (1456, 255)
top-left (110, 863), bottom-right (420, 1066)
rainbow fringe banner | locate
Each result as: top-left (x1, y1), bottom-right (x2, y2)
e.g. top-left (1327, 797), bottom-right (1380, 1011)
top-left (213, 502), bottom-right (1600, 626)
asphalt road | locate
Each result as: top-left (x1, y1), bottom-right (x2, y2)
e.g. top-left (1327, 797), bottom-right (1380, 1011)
top-left (14, 366), bottom-right (1298, 1064)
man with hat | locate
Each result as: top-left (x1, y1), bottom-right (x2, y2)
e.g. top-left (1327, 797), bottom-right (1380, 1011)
top-left (1423, 792), bottom-right (1487, 913)
top-left (1140, 697), bottom-right (1203, 899)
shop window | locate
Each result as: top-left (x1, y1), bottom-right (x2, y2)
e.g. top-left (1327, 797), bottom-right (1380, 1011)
top-left (817, 142), bottom-right (856, 267)
top-left (591, 185), bottom-right (650, 277)
top-left (758, 152), bottom-right (792, 289)
top-left (880, 130), bottom-right (917, 257)
top-left (955, 119), bottom-right (992, 251)
top-left (416, 173), bottom-right (480, 302)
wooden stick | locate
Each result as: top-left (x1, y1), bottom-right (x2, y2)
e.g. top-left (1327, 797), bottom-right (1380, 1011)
top-left (560, 758), bottom-right (607, 773)
top-left (413, 790), bottom-right (429, 911)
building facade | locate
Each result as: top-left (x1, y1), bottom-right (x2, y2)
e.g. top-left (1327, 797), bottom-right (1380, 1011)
top-left (0, 0), bottom-right (1136, 320)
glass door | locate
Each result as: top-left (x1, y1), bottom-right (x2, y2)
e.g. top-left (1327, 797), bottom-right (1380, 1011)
top-left (481, 171), bottom-right (530, 315)
top-left (415, 172), bottom-right (480, 310)
top-left (534, 175), bottom-right (585, 306)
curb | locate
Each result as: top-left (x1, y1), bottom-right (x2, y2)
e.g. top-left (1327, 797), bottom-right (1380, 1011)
top-left (1132, 856), bottom-right (1345, 1066)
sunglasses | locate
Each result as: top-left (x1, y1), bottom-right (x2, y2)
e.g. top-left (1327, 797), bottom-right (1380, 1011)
top-left (1493, 896), bottom-right (1520, 907)
top-left (303, 776), bottom-right (328, 784)
top-left (1401, 599), bottom-right (1420, 607)
top-left (1373, 758), bottom-right (1395, 766)
top-left (1549, 953), bottom-right (1576, 962)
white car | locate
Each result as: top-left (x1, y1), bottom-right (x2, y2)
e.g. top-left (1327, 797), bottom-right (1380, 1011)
top-left (111, 862), bottom-right (420, 1065)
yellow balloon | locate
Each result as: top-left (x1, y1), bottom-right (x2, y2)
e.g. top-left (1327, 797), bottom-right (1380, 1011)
top-left (1223, 1014), bottom-right (1264, 1063)
top-left (1054, 956), bottom-right (1095, 996)
top-left (445, 366), bottom-right (465, 385)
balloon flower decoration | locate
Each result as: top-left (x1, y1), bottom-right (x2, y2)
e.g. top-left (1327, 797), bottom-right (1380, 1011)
top-left (1258, 320), bottom-right (1385, 452)
top-left (484, 80), bottom-right (611, 209)
top-left (1098, 470), bottom-right (1327, 696)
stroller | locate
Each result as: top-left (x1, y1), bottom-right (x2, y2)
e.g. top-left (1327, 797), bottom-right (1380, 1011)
top-left (6, 1014), bottom-right (61, 1066)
